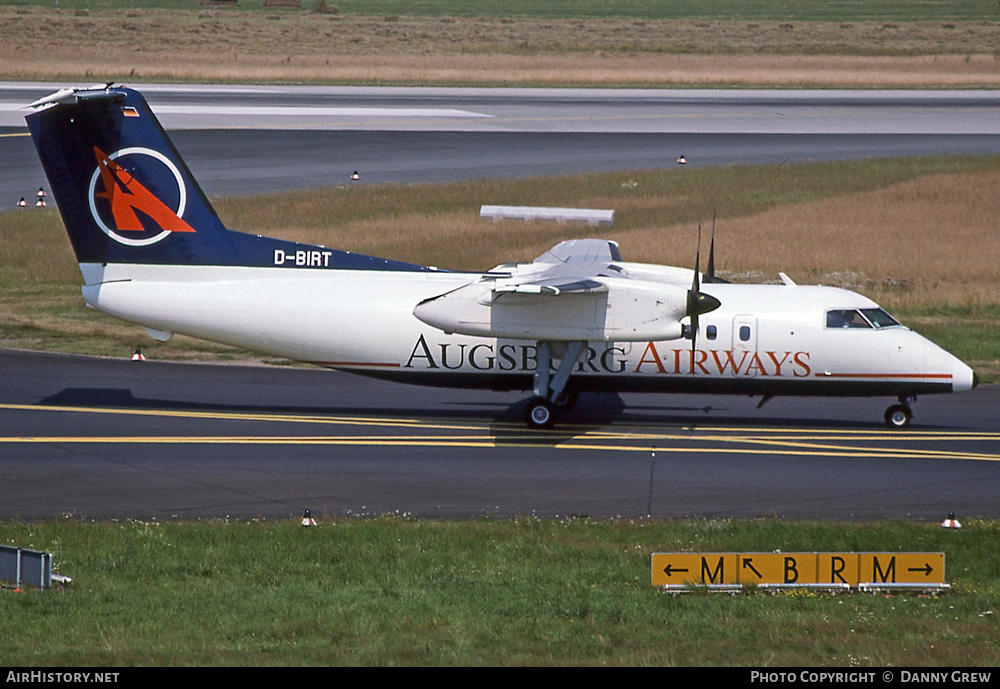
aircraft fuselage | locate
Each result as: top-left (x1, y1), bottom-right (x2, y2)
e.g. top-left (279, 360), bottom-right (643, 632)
top-left (80, 262), bottom-right (976, 399)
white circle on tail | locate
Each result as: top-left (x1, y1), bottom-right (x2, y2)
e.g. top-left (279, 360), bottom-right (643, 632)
top-left (88, 147), bottom-right (188, 247)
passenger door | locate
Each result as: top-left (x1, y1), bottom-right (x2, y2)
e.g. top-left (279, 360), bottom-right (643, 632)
top-left (731, 315), bottom-right (758, 377)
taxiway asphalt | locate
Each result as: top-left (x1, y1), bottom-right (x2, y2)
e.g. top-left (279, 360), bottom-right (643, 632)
top-left (2, 348), bottom-right (997, 521)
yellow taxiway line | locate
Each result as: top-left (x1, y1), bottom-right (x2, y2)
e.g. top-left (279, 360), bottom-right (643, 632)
top-left (2, 402), bottom-right (999, 462)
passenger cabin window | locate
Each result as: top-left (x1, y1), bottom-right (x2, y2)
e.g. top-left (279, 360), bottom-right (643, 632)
top-left (738, 325), bottom-right (751, 342)
top-left (826, 308), bottom-right (901, 329)
top-left (706, 325), bottom-right (718, 340)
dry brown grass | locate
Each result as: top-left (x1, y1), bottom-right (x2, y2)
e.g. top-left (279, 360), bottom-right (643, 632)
top-left (2, 8), bottom-right (999, 86)
top-left (212, 163), bottom-right (1000, 309)
top-left (618, 172), bottom-right (1000, 306)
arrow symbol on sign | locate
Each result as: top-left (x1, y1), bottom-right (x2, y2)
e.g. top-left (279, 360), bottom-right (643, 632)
top-left (908, 563), bottom-right (933, 576)
top-left (662, 564), bottom-right (689, 577)
top-left (742, 558), bottom-right (763, 579)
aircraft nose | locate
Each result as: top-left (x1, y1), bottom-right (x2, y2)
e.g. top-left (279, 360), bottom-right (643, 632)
top-left (920, 335), bottom-right (976, 393)
top-left (946, 355), bottom-right (977, 393)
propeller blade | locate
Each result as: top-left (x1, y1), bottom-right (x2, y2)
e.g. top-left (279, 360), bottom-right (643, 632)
top-left (705, 210), bottom-right (717, 284)
top-left (689, 226), bottom-right (702, 370)
top-left (691, 224), bottom-right (701, 297)
top-left (686, 222), bottom-right (723, 373)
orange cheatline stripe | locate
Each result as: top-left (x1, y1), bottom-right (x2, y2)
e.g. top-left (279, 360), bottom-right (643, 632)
top-left (310, 361), bottom-right (401, 368)
top-left (815, 372), bottom-right (953, 379)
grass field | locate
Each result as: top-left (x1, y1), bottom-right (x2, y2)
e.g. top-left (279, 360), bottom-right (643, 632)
top-left (2, 2), bottom-right (999, 87)
top-left (3, 0), bottom-right (998, 21)
top-left (2, 518), bottom-right (999, 666)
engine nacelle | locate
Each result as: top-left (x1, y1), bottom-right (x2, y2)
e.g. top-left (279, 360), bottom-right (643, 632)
top-left (413, 277), bottom-right (688, 342)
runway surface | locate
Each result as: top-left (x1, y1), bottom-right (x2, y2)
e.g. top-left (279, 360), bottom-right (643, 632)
top-left (2, 348), bottom-right (998, 521)
top-left (3, 83), bottom-right (1000, 194)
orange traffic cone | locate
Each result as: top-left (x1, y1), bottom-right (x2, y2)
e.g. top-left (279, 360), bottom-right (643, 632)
top-left (16, 197), bottom-right (26, 208)
top-left (941, 511), bottom-right (961, 529)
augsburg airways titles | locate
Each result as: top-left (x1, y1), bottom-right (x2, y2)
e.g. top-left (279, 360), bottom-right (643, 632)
top-left (405, 334), bottom-right (812, 377)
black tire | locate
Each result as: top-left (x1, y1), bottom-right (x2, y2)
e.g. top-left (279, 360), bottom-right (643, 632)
top-left (884, 404), bottom-right (912, 429)
top-left (525, 398), bottom-right (555, 429)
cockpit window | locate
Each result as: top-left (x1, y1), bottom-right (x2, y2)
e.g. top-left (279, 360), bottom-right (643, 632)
top-left (826, 308), bottom-right (902, 329)
top-left (826, 309), bottom-right (872, 329)
top-left (860, 308), bottom-right (901, 328)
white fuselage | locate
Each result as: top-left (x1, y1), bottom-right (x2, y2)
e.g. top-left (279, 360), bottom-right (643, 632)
top-left (79, 262), bottom-right (976, 397)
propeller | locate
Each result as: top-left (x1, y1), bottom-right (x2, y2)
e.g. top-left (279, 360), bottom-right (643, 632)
top-left (686, 224), bottom-right (722, 372)
top-left (702, 210), bottom-right (730, 285)
top-left (704, 210), bottom-right (717, 284)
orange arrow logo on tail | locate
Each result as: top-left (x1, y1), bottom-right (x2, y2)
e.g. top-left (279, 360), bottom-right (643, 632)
top-left (93, 147), bottom-right (196, 233)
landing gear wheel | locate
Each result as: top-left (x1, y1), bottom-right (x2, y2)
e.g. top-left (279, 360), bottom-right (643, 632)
top-left (525, 397), bottom-right (555, 429)
top-left (884, 404), bottom-right (912, 429)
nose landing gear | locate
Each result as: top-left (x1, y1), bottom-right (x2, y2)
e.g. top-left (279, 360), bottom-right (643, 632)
top-left (884, 397), bottom-right (915, 428)
top-left (525, 397), bottom-right (555, 429)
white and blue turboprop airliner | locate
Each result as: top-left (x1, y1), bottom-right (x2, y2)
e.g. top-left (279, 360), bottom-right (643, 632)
top-left (26, 85), bottom-right (977, 429)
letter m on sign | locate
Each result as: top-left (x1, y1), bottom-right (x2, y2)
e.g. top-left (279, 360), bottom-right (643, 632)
top-left (701, 556), bottom-right (724, 583)
top-left (870, 555), bottom-right (897, 583)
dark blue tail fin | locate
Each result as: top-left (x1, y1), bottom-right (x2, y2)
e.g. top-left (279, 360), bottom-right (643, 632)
top-left (25, 85), bottom-right (429, 272)
top-left (26, 86), bottom-right (238, 266)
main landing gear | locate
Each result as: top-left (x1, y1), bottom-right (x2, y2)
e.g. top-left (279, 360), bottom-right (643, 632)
top-left (523, 340), bottom-right (585, 429)
top-left (884, 396), bottom-right (915, 428)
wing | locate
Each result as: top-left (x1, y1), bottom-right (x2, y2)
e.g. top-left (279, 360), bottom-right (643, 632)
top-left (487, 238), bottom-right (623, 299)
top-left (532, 238), bottom-right (623, 266)
top-left (487, 239), bottom-right (621, 292)
top-left (493, 278), bottom-right (607, 296)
